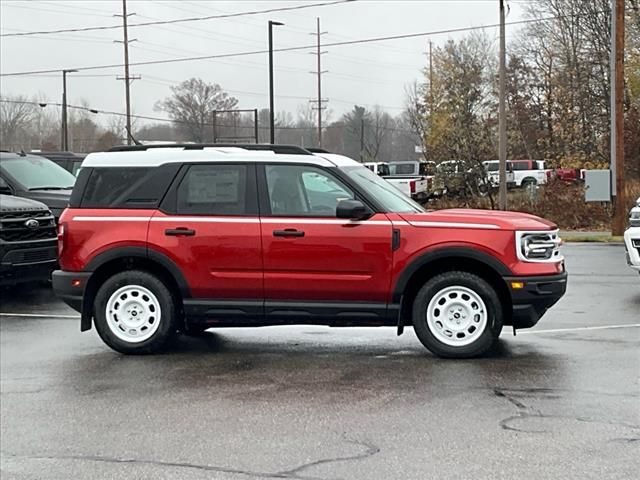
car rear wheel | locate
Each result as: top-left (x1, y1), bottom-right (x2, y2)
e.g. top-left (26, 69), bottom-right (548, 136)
top-left (412, 271), bottom-right (503, 358)
top-left (94, 270), bottom-right (177, 354)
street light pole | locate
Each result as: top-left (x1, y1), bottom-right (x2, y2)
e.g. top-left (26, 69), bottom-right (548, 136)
top-left (611, 0), bottom-right (626, 235)
top-left (498, 0), bottom-right (507, 210)
top-left (268, 20), bottom-right (284, 144)
top-left (61, 69), bottom-right (77, 151)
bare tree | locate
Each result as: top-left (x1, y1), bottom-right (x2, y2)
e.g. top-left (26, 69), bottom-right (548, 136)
top-left (0, 96), bottom-right (34, 149)
top-left (404, 81), bottom-right (429, 162)
top-left (155, 78), bottom-right (238, 142)
top-left (365, 106), bottom-right (392, 160)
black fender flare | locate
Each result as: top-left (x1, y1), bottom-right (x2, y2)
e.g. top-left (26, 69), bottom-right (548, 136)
top-left (392, 247), bottom-right (512, 303)
top-left (84, 246), bottom-right (191, 298)
top-left (80, 246), bottom-right (191, 331)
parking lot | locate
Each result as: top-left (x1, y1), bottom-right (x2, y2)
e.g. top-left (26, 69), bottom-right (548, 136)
top-left (1, 243), bottom-right (638, 480)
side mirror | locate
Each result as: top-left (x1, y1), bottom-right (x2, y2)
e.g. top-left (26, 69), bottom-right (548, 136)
top-left (336, 199), bottom-right (372, 220)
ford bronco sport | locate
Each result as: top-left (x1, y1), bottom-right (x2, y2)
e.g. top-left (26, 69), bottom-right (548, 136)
top-left (52, 144), bottom-right (567, 358)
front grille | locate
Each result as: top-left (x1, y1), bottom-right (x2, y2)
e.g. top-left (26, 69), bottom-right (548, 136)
top-left (1, 247), bottom-right (57, 265)
top-left (0, 210), bottom-right (56, 242)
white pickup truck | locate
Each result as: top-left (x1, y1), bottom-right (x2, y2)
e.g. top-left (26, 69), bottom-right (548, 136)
top-left (625, 197), bottom-right (640, 275)
top-left (483, 160), bottom-right (551, 188)
top-left (363, 162), bottom-right (390, 176)
top-left (381, 161), bottom-right (435, 201)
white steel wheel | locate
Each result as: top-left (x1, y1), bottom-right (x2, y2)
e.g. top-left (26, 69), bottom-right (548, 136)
top-left (426, 285), bottom-right (488, 347)
top-left (105, 285), bottom-right (162, 343)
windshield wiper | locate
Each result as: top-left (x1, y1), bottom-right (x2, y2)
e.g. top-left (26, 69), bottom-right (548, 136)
top-left (28, 186), bottom-right (73, 191)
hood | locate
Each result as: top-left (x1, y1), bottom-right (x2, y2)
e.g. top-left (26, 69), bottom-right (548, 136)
top-left (400, 208), bottom-right (557, 231)
top-left (22, 189), bottom-right (71, 210)
top-left (0, 194), bottom-right (50, 213)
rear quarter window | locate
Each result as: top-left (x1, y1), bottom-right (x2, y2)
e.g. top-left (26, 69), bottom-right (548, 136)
top-left (79, 165), bottom-right (180, 208)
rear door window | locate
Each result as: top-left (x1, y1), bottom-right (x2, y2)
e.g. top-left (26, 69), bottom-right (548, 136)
top-left (176, 164), bottom-right (249, 215)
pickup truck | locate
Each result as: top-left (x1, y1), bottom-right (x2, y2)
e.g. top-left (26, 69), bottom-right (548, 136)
top-left (432, 160), bottom-right (514, 197)
top-left (484, 160), bottom-right (550, 188)
top-left (363, 162), bottom-right (390, 176)
top-left (383, 161), bottom-right (435, 201)
top-left (625, 197), bottom-right (640, 275)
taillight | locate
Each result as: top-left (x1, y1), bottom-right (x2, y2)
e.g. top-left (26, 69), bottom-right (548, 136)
top-left (410, 180), bottom-right (416, 194)
top-left (58, 223), bottom-right (65, 257)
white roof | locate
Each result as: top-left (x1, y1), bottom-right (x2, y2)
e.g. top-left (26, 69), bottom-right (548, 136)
top-left (313, 153), bottom-right (361, 168)
top-left (82, 147), bottom-right (364, 169)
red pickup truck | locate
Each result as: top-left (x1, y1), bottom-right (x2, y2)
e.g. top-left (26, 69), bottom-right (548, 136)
top-left (52, 145), bottom-right (567, 358)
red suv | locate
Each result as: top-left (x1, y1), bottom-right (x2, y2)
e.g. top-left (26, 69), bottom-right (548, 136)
top-left (52, 145), bottom-right (567, 358)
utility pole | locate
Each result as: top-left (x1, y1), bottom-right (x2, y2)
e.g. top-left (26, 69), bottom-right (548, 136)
top-left (360, 116), bottom-right (365, 162)
top-left (611, 0), bottom-right (626, 235)
top-left (61, 68), bottom-right (76, 151)
top-left (115, 0), bottom-right (139, 145)
top-left (428, 40), bottom-right (433, 104)
top-left (498, 0), bottom-right (507, 210)
top-left (268, 20), bottom-right (284, 144)
top-left (309, 17), bottom-right (328, 148)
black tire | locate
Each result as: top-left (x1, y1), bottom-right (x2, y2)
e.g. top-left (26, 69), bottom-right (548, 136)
top-left (521, 178), bottom-right (537, 188)
top-left (94, 270), bottom-right (177, 354)
top-left (412, 271), bottom-right (503, 358)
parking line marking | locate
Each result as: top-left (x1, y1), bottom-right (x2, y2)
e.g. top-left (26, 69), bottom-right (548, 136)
top-left (1, 314), bottom-right (638, 336)
top-left (0, 312), bottom-right (80, 319)
top-left (515, 324), bottom-right (640, 335)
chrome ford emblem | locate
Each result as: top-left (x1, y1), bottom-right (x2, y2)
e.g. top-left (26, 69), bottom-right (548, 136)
top-left (25, 219), bottom-right (39, 229)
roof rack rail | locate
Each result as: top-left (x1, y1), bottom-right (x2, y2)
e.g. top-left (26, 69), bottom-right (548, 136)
top-left (305, 147), bottom-right (331, 154)
top-left (108, 143), bottom-right (313, 155)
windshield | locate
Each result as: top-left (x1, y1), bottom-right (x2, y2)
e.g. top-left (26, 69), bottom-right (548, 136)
top-left (341, 165), bottom-right (425, 213)
top-left (0, 157), bottom-right (76, 190)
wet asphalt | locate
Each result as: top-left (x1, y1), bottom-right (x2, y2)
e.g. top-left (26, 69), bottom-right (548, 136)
top-left (1, 244), bottom-right (639, 480)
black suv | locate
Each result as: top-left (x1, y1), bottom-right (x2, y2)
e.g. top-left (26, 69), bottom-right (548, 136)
top-left (0, 152), bottom-right (76, 220)
top-left (0, 194), bottom-right (58, 286)
top-left (30, 151), bottom-right (86, 177)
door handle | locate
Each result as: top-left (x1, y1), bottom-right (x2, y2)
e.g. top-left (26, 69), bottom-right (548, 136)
top-left (273, 229), bottom-right (305, 238)
top-left (165, 227), bottom-right (196, 237)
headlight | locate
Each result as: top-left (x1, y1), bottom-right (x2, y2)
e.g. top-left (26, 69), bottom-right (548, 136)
top-left (516, 230), bottom-right (563, 263)
top-left (630, 207), bottom-right (640, 227)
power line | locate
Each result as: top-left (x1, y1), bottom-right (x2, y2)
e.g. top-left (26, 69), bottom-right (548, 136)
top-left (0, 13), bottom-right (592, 77)
top-left (0, 0), bottom-right (353, 37)
top-left (0, 98), bottom-right (415, 134)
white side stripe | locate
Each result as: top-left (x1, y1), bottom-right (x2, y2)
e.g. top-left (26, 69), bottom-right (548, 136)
top-left (73, 216), bottom-right (391, 225)
top-left (71, 216), bottom-right (498, 229)
top-left (151, 217), bottom-right (259, 224)
top-left (73, 216), bottom-right (151, 221)
top-left (409, 221), bottom-right (501, 230)
top-left (260, 218), bottom-right (391, 225)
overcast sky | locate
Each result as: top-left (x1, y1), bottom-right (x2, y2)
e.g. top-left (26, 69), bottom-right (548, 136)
top-left (0, 0), bottom-right (527, 127)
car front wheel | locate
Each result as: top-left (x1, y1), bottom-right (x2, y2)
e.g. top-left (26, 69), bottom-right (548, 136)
top-left (412, 271), bottom-right (503, 358)
top-left (94, 270), bottom-right (177, 354)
